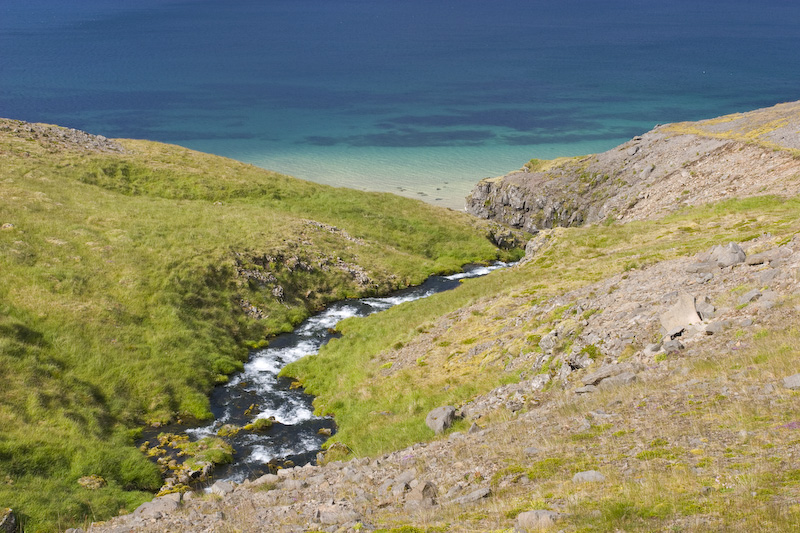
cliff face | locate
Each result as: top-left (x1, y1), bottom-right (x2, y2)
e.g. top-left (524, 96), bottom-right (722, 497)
top-left (467, 101), bottom-right (800, 231)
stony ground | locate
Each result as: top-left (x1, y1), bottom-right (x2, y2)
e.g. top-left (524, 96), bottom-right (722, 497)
top-left (84, 232), bottom-right (800, 533)
top-left (466, 101), bottom-right (800, 233)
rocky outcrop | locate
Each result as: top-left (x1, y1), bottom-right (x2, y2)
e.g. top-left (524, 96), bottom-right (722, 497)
top-left (467, 101), bottom-right (800, 231)
top-left (0, 118), bottom-right (125, 153)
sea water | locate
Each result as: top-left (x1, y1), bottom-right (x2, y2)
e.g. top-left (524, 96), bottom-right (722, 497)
top-left (2, 0), bottom-right (799, 208)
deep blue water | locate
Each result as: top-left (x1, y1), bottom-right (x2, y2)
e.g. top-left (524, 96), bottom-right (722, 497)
top-left (2, 0), bottom-right (799, 207)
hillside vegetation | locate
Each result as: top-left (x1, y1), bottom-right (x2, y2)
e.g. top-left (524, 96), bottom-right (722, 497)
top-left (0, 119), bottom-right (517, 531)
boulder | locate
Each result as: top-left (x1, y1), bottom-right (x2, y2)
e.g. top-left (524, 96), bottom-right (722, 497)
top-left (759, 269), bottom-right (781, 285)
top-left (660, 292), bottom-right (701, 332)
top-left (696, 296), bottom-right (716, 320)
top-left (581, 363), bottom-right (633, 386)
top-left (318, 508), bottom-right (360, 525)
top-left (450, 487), bottom-right (492, 504)
top-left (738, 289), bottom-right (761, 306)
top-left (783, 374), bottom-right (800, 390)
top-left (686, 261), bottom-right (718, 274)
top-left (572, 470), bottom-right (606, 483)
top-left (705, 320), bottom-right (730, 335)
top-left (133, 496), bottom-right (180, 519)
top-left (644, 342), bottom-right (662, 356)
top-left (662, 339), bottom-right (684, 353)
top-left (538, 331), bottom-right (558, 353)
top-left (516, 510), bottom-right (560, 531)
top-left (746, 247), bottom-right (789, 265)
top-left (426, 406), bottom-right (457, 434)
top-left (708, 242), bottom-right (746, 267)
top-left (210, 480), bottom-right (235, 496)
top-left (597, 372), bottom-right (637, 389)
top-left (529, 373), bottom-right (551, 391)
top-left (253, 473), bottom-right (280, 486)
top-left (407, 480), bottom-right (438, 508)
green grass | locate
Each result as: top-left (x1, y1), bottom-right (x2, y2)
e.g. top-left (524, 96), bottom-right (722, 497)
top-left (283, 194), bottom-right (800, 459)
top-left (0, 120), bottom-right (516, 531)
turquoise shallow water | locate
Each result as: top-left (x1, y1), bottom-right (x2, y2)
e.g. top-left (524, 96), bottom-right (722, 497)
top-left (2, 0), bottom-right (799, 208)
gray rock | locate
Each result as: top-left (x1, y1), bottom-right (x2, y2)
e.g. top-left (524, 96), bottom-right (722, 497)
top-left (524, 232), bottom-right (550, 259)
top-left (666, 325), bottom-right (685, 339)
top-left (445, 483), bottom-right (464, 498)
top-left (759, 268), bottom-right (781, 285)
top-left (572, 470), bottom-right (606, 483)
top-left (709, 242), bottom-right (746, 267)
top-left (705, 320), bottom-right (730, 335)
top-left (740, 318), bottom-right (754, 327)
top-left (696, 272), bottom-right (714, 283)
top-left (407, 480), bottom-right (438, 505)
top-left (396, 469), bottom-right (416, 485)
top-left (686, 261), bottom-right (718, 274)
top-left (210, 480), bottom-right (235, 496)
top-left (425, 406), bottom-right (457, 434)
top-left (538, 331), bottom-right (558, 353)
top-left (662, 339), bottom-right (684, 353)
top-left (160, 492), bottom-right (181, 503)
top-left (597, 372), bottom-right (637, 389)
top-left (282, 479), bottom-right (307, 490)
top-left (685, 324), bottom-right (707, 338)
top-left (696, 296), bottom-right (716, 320)
top-left (516, 510), bottom-right (560, 531)
top-left (574, 385), bottom-right (596, 394)
top-left (318, 509), bottom-right (360, 525)
top-left (253, 473), bottom-right (280, 486)
top-left (524, 446), bottom-right (540, 456)
top-left (760, 290), bottom-right (779, 303)
top-left (783, 374), bottom-right (800, 390)
top-left (0, 509), bottom-right (16, 533)
top-left (529, 373), bottom-right (551, 390)
top-left (644, 342), bottom-right (662, 356)
top-left (450, 487), bottom-right (492, 504)
top-left (581, 364), bottom-right (632, 386)
top-left (392, 481), bottom-right (410, 497)
top-left (277, 467), bottom-right (295, 478)
top-left (133, 496), bottom-right (180, 519)
top-left (738, 289), bottom-right (761, 306)
top-left (660, 292), bottom-right (701, 332)
top-left (746, 248), bottom-right (788, 265)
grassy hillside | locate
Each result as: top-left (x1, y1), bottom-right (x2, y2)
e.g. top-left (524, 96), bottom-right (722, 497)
top-left (0, 119), bottom-right (517, 531)
top-left (284, 195), bottom-right (800, 456)
top-left (279, 195), bottom-right (800, 532)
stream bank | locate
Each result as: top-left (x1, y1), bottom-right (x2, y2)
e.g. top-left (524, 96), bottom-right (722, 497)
top-left (139, 262), bottom-right (512, 490)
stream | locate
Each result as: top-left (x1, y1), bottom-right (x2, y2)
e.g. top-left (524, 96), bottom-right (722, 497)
top-left (180, 262), bottom-right (511, 483)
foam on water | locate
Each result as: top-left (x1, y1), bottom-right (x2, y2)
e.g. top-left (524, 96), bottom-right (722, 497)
top-left (255, 405), bottom-right (315, 426)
